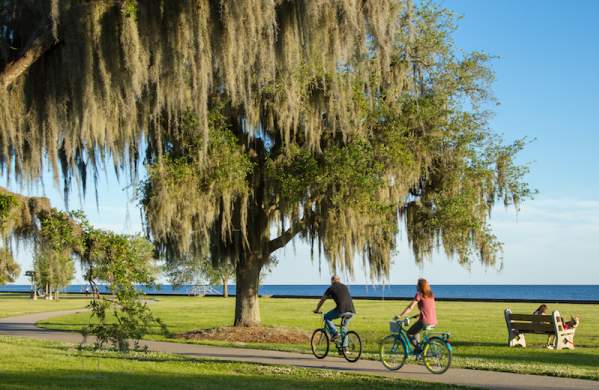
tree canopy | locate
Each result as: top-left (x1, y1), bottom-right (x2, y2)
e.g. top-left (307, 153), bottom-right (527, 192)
top-left (0, 0), bottom-right (533, 326)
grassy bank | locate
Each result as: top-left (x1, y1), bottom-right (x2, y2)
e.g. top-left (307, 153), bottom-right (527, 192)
top-left (0, 336), bottom-right (463, 390)
top-left (7, 294), bottom-right (598, 380)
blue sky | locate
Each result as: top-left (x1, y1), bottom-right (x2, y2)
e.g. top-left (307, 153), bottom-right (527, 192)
top-left (6, 1), bottom-right (599, 285)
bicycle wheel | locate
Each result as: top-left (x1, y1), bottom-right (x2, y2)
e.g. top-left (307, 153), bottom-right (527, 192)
top-left (422, 337), bottom-right (452, 374)
top-left (311, 329), bottom-right (329, 359)
top-left (380, 334), bottom-right (407, 370)
top-left (341, 331), bottom-right (362, 362)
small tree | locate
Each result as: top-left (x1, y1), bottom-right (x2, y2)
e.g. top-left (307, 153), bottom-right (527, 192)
top-left (74, 212), bottom-right (166, 351)
top-left (199, 260), bottom-right (235, 298)
top-left (33, 249), bottom-right (74, 300)
top-left (0, 188), bottom-right (51, 289)
top-left (35, 209), bottom-right (79, 299)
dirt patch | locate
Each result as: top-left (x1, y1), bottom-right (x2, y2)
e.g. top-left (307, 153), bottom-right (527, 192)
top-left (176, 326), bottom-right (311, 344)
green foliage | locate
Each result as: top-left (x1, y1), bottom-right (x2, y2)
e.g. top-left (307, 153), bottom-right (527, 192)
top-left (0, 248), bottom-right (19, 284)
top-left (33, 209), bottom-right (80, 296)
top-left (39, 209), bottom-right (81, 252)
top-left (0, 192), bottom-right (17, 226)
top-left (199, 260), bottom-right (235, 288)
top-left (73, 213), bottom-right (167, 351)
top-left (33, 249), bottom-right (75, 295)
top-left (121, 0), bottom-right (137, 19)
top-left (141, 107), bottom-right (252, 262)
top-left (0, 191), bottom-right (19, 240)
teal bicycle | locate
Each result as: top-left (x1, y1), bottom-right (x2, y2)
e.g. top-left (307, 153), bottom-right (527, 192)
top-left (380, 316), bottom-right (452, 374)
top-left (311, 313), bottom-right (362, 362)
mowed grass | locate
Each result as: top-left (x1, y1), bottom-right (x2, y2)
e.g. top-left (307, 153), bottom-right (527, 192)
top-left (0, 293), bottom-right (89, 318)
top-left (36, 295), bottom-right (599, 381)
top-left (0, 336), bottom-right (464, 390)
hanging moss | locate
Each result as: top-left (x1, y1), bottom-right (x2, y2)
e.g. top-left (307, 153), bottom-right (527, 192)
top-left (1, 1), bottom-right (533, 291)
top-left (0, 0), bottom-right (414, 187)
top-left (0, 186), bottom-right (52, 241)
top-left (0, 247), bottom-right (20, 284)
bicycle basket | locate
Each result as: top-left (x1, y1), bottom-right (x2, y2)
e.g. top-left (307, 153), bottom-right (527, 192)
top-left (389, 321), bottom-right (402, 333)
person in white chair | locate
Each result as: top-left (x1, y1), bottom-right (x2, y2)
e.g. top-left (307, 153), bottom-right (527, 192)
top-left (396, 278), bottom-right (437, 353)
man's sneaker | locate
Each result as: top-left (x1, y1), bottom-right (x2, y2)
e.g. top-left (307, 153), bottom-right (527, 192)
top-left (330, 333), bottom-right (339, 342)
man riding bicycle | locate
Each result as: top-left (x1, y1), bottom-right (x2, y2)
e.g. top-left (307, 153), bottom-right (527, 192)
top-left (313, 275), bottom-right (356, 341)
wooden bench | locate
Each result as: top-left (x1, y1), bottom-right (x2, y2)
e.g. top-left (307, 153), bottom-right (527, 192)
top-left (504, 309), bottom-right (576, 350)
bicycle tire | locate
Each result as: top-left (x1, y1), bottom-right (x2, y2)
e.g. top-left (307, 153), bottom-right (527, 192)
top-left (379, 334), bottom-right (407, 370)
top-left (422, 337), bottom-right (452, 374)
top-left (311, 328), bottom-right (329, 359)
top-left (341, 330), bottom-right (362, 362)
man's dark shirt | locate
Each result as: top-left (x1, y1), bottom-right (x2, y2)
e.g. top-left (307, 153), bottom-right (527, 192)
top-left (325, 282), bottom-right (356, 313)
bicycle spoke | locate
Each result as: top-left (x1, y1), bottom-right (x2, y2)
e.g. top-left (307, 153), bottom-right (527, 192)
top-left (341, 331), bottom-right (362, 362)
top-left (311, 329), bottom-right (329, 359)
top-left (380, 334), bottom-right (407, 371)
top-left (423, 338), bottom-right (451, 374)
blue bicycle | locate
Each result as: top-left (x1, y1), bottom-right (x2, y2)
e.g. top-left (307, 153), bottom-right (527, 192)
top-left (311, 313), bottom-right (362, 362)
top-left (380, 316), bottom-right (452, 374)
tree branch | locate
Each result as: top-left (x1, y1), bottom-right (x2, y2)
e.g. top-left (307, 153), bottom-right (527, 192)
top-left (0, 23), bottom-right (58, 88)
top-left (267, 218), bottom-right (306, 253)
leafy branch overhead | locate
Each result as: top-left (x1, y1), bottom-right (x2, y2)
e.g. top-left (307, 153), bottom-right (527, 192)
top-left (0, 1), bottom-right (534, 326)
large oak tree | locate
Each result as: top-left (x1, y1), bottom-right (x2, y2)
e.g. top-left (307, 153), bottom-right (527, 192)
top-left (0, 0), bottom-right (532, 326)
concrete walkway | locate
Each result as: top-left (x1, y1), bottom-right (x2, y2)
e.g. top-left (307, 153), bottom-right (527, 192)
top-left (0, 310), bottom-right (597, 390)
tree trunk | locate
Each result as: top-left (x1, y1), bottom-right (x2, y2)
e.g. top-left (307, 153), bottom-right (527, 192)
top-left (32, 278), bottom-right (37, 300)
top-left (234, 256), bottom-right (264, 327)
top-left (222, 276), bottom-right (229, 298)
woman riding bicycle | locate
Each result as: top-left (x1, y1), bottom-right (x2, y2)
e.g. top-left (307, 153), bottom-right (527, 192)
top-left (396, 278), bottom-right (437, 353)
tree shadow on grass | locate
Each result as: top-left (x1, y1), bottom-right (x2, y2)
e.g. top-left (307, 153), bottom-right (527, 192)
top-left (38, 322), bottom-right (88, 327)
top-left (0, 368), bottom-right (444, 390)
top-left (451, 341), bottom-right (504, 347)
top-left (459, 349), bottom-right (599, 368)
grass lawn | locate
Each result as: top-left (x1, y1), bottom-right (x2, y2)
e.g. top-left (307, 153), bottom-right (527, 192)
top-left (0, 293), bottom-right (89, 318)
top-left (0, 336), bottom-right (465, 390)
top-left (32, 295), bottom-right (599, 381)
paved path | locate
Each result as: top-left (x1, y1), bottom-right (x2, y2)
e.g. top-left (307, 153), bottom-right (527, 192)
top-left (0, 310), bottom-right (597, 390)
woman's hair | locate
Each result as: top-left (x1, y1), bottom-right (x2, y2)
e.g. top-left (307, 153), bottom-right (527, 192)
top-left (417, 278), bottom-right (433, 298)
top-left (535, 304), bottom-right (548, 314)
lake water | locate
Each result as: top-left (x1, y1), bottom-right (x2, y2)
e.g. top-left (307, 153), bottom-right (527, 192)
top-left (1, 284), bottom-right (598, 301)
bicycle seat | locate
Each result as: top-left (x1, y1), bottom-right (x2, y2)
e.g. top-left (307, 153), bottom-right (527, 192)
top-left (340, 312), bottom-right (354, 319)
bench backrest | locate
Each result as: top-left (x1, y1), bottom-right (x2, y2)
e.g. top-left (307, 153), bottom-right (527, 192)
top-left (504, 309), bottom-right (564, 335)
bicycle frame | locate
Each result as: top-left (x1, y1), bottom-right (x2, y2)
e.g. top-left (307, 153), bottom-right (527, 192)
top-left (321, 317), bottom-right (350, 348)
top-left (390, 326), bottom-right (414, 356)
top-left (389, 324), bottom-right (453, 356)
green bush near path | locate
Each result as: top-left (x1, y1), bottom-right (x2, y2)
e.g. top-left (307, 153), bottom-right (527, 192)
top-left (0, 336), bottom-right (465, 390)
top-left (34, 295), bottom-right (599, 381)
